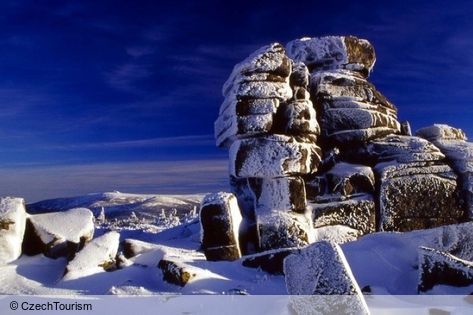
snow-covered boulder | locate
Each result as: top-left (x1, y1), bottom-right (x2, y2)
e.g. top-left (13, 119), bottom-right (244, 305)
top-left (325, 162), bottom-right (375, 195)
top-left (286, 36), bottom-right (376, 77)
top-left (309, 195), bottom-right (376, 235)
top-left (416, 124), bottom-right (467, 142)
top-left (258, 211), bottom-right (313, 251)
top-left (122, 238), bottom-right (159, 258)
top-left (376, 162), bottom-right (463, 231)
top-left (418, 246), bottom-right (473, 292)
top-left (289, 61), bottom-right (309, 88)
top-left (229, 135), bottom-right (321, 178)
top-left (366, 135), bottom-right (445, 164)
top-left (158, 259), bottom-right (197, 287)
top-left (284, 241), bottom-right (369, 314)
top-left (199, 192), bottom-right (242, 261)
top-left (417, 124), bottom-right (473, 219)
top-left (222, 43), bottom-right (292, 96)
top-left (274, 99), bottom-right (320, 136)
top-left (63, 231), bottom-right (120, 280)
top-left (247, 176), bottom-right (307, 214)
top-left (23, 208), bottom-right (94, 259)
top-left (241, 247), bottom-right (297, 275)
top-left (311, 69), bottom-right (400, 145)
top-left (0, 197), bottom-right (26, 265)
top-left (313, 225), bottom-right (362, 244)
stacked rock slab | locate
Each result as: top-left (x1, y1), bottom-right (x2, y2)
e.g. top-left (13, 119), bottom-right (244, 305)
top-left (286, 36), bottom-right (401, 148)
top-left (215, 43), bottom-right (322, 253)
top-left (0, 197), bottom-right (26, 265)
top-left (417, 124), bottom-right (473, 219)
top-left (364, 135), bottom-right (463, 231)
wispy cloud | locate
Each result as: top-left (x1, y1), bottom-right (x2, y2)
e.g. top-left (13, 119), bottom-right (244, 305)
top-left (0, 159), bottom-right (229, 203)
top-left (106, 63), bottom-right (153, 92)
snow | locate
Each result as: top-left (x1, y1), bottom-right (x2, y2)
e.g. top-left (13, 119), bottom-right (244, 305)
top-left (278, 100), bottom-right (320, 135)
top-left (63, 231), bottom-right (120, 281)
top-left (0, 197), bottom-right (26, 265)
top-left (222, 43), bottom-right (291, 97)
top-left (225, 81), bottom-right (293, 100)
top-left (229, 135), bottom-right (321, 177)
top-left (284, 241), bottom-right (369, 314)
top-left (27, 208), bottom-right (94, 246)
top-left (416, 124), bottom-right (467, 141)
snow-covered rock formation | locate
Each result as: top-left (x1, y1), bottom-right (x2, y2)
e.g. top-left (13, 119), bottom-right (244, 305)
top-left (208, 35), bottom-right (473, 259)
top-left (0, 197), bottom-right (26, 265)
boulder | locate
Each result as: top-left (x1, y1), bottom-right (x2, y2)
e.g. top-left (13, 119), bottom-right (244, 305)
top-left (122, 238), bottom-right (159, 258)
top-left (22, 208), bottom-right (94, 259)
top-left (417, 124), bottom-right (473, 219)
top-left (418, 246), bottom-right (473, 292)
top-left (309, 195), bottom-right (376, 234)
top-left (63, 231), bottom-right (120, 280)
top-left (274, 99), bottom-right (320, 136)
top-left (366, 135), bottom-right (445, 164)
top-left (199, 192), bottom-right (242, 261)
top-left (241, 247), bottom-right (297, 274)
top-left (0, 197), bottom-right (26, 265)
top-left (224, 81), bottom-right (292, 100)
top-left (222, 43), bottom-right (292, 96)
top-left (229, 135), bottom-right (321, 178)
top-left (258, 211), bottom-right (313, 251)
top-left (325, 162), bottom-right (375, 195)
top-left (247, 176), bottom-right (307, 214)
top-left (158, 259), bottom-right (197, 287)
top-left (400, 120), bottom-right (412, 136)
top-left (376, 162), bottom-right (463, 231)
top-left (215, 111), bottom-right (273, 147)
top-left (313, 225), bottom-right (362, 244)
top-left (286, 36), bottom-right (375, 76)
top-left (289, 61), bottom-right (310, 88)
top-left (219, 98), bottom-right (279, 117)
top-left (284, 241), bottom-right (369, 314)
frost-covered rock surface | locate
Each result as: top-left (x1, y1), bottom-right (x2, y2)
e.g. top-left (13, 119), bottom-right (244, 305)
top-left (284, 241), bottom-right (369, 314)
top-left (63, 231), bottom-right (120, 280)
top-left (418, 246), bottom-right (473, 292)
top-left (199, 192), bottom-right (242, 261)
top-left (23, 208), bottom-right (94, 259)
top-left (0, 197), bottom-right (26, 265)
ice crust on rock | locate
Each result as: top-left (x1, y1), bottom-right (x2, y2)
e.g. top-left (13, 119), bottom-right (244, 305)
top-left (284, 241), bottom-right (369, 314)
top-left (418, 246), bottom-right (473, 292)
top-left (286, 36), bottom-right (375, 76)
top-left (23, 208), bottom-right (94, 258)
top-left (230, 135), bottom-right (321, 178)
top-left (0, 197), bottom-right (26, 265)
top-left (63, 231), bottom-right (120, 280)
top-left (199, 192), bottom-right (242, 261)
top-left (416, 124), bottom-right (467, 142)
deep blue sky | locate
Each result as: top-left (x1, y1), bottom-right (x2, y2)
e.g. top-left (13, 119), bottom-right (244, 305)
top-left (1, 0), bottom-right (472, 202)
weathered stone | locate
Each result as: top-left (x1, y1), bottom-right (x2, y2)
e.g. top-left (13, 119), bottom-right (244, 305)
top-left (289, 61), bottom-right (310, 88)
top-left (215, 111), bottom-right (273, 147)
top-left (219, 98), bottom-right (279, 116)
top-left (321, 107), bottom-right (400, 133)
top-left (325, 162), bottom-right (375, 195)
top-left (199, 192), bottom-right (242, 261)
top-left (248, 176), bottom-right (307, 214)
top-left (0, 197), bottom-right (26, 265)
top-left (416, 124), bottom-right (467, 142)
top-left (258, 211), bottom-right (313, 251)
top-left (241, 248), bottom-right (297, 274)
top-left (22, 208), bottom-right (94, 259)
top-left (286, 36), bottom-right (375, 76)
top-left (223, 43), bottom-right (292, 95)
top-left (122, 238), bottom-right (159, 259)
top-left (376, 162), bottom-right (463, 231)
top-left (284, 241), bottom-right (369, 314)
top-left (313, 225), bottom-right (363, 244)
top-left (367, 135), bottom-right (445, 164)
top-left (401, 121), bottom-right (412, 136)
top-left (230, 135), bottom-right (321, 178)
top-left (417, 124), bottom-right (473, 219)
top-left (158, 259), bottom-right (197, 287)
top-left (274, 99), bottom-right (320, 136)
top-left (418, 247), bottom-right (473, 292)
top-left (63, 231), bottom-right (120, 280)
top-left (311, 70), bottom-right (397, 110)
top-left (309, 195), bottom-right (376, 234)
top-left (225, 81), bottom-right (292, 100)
